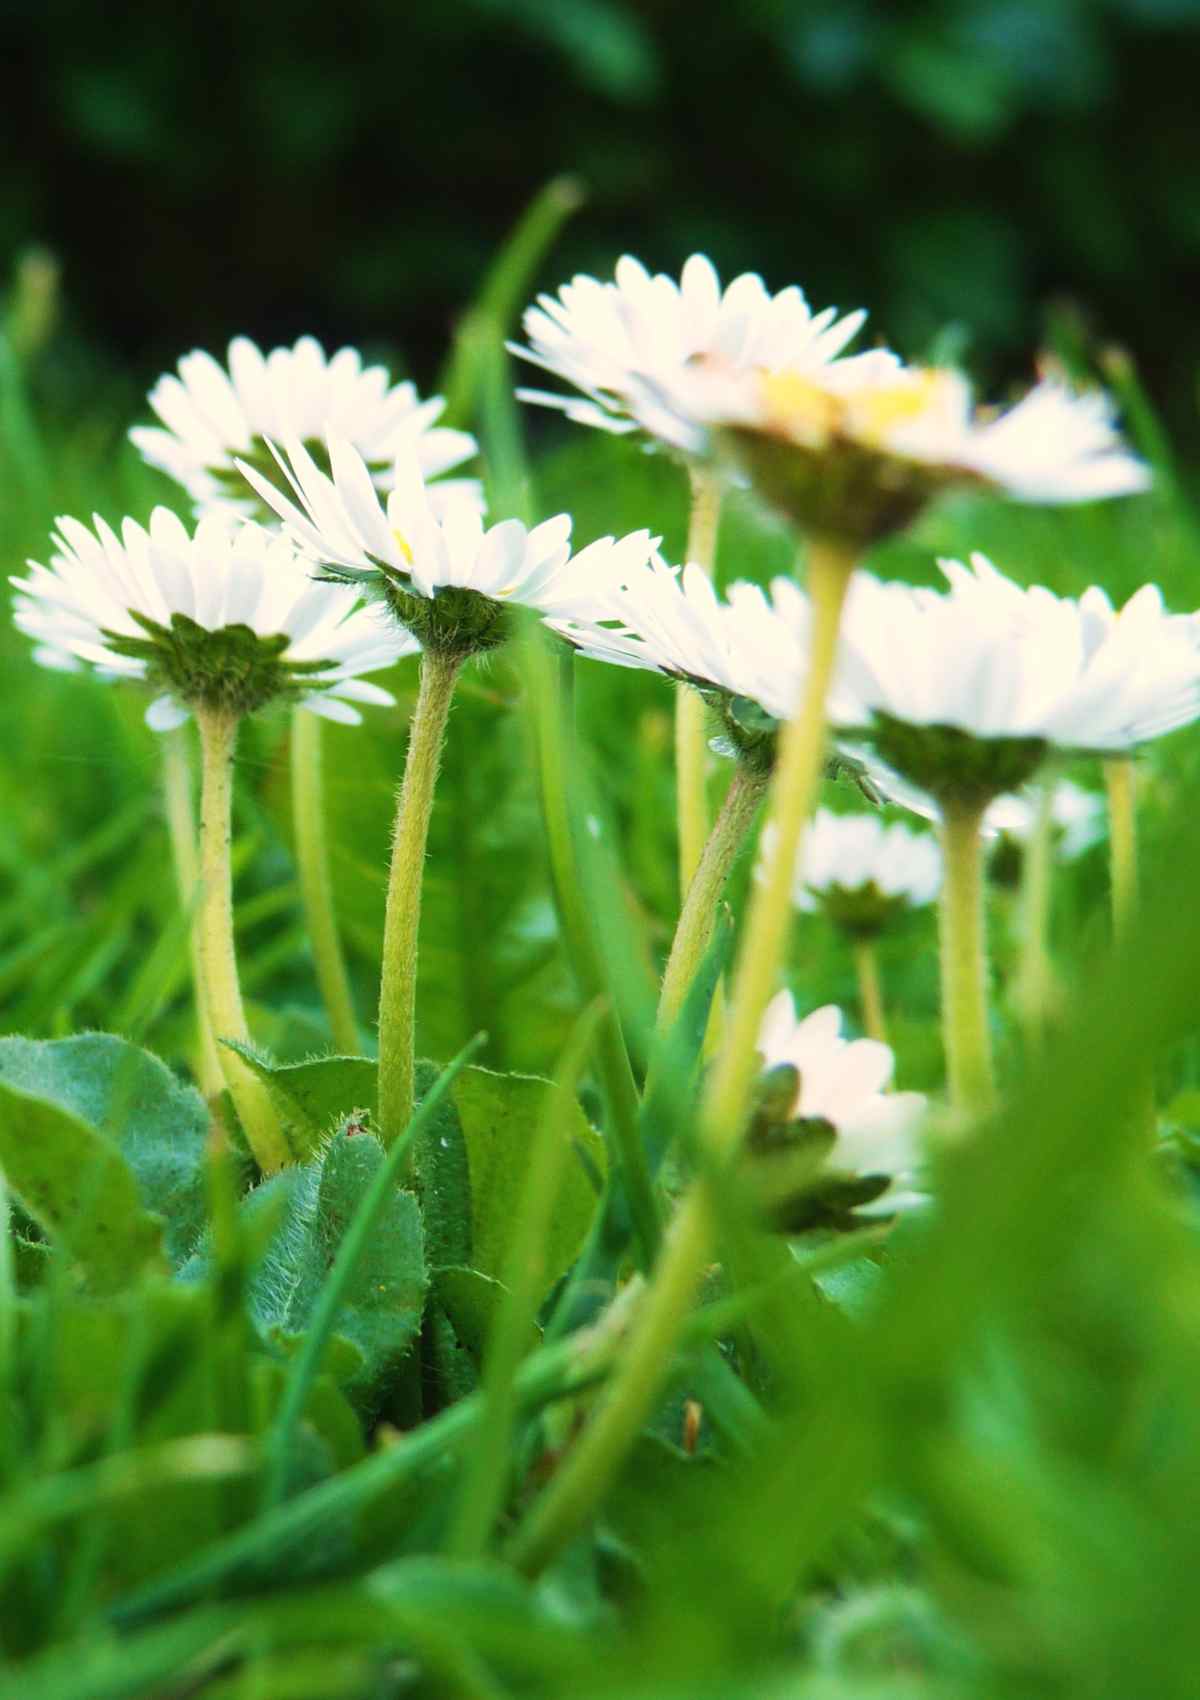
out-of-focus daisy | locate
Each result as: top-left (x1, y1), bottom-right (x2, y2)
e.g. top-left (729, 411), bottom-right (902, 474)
top-left (988, 779), bottom-right (1105, 879)
top-left (512, 253), bottom-right (870, 453)
top-left (643, 353), bottom-right (1150, 544)
top-left (239, 434), bottom-right (659, 655)
top-left (749, 990), bottom-right (927, 1221)
top-left (12, 508), bottom-right (409, 728)
top-left (764, 809), bottom-right (940, 932)
top-left (131, 335), bottom-right (480, 518)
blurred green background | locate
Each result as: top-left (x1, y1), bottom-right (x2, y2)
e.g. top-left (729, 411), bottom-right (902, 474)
top-left (9, 0), bottom-right (1200, 433)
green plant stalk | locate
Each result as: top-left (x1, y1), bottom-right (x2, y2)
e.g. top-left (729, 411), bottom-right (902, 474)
top-left (851, 933), bottom-right (887, 1045)
top-left (195, 705), bottom-right (290, 1172)
top-left (938, 796), bottom-right (996, 1116)
top-left (264, 1034), bottom-right (485, 1511)
top-left (290, 708), bottom-right (359, 1053)
top-left (675, 465), bottom-right (723, 897)
top-left (656, 759), bottom-right (767, 1036)
top-left (447, 1002), bottom-right (604, 1559)
top-left (1105, 754), bottom-right (1156, 1135)
top-left (377, 650), bottom-right (463, 1147)
top-left (1106, 755), bottom-right (1138, 939)
top-left (505, 536), bottom-right (856, 1576)
top-left (529, 637), bottom-right (659, 1269)
top-left (161, 723), bottom-right (224, 1099)
top-left (1015, 779), bottom-right (1055, 1050)
top-left (701, 537), bottom-right (855, 1155)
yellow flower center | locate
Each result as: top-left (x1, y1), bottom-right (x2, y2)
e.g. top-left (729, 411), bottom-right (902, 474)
top-left (759, 367), bottom-right (950, 450)
top-left (390, 528), bottom-right (414, 565)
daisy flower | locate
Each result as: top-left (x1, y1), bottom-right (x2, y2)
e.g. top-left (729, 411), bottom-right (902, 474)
top-left (834, 557), bottom-right (1200, 804)
top-left (239, 433), bottom-right (660, 656)
top-left (12, 508), bottom-right (410, 728)
top-left (512, 253), bottom-right (870, 453)
top-left (130, 335), bottom-right (480, 518)
top-left (644, 352), bottom-right (1149, 544)
top-left (763, 810), bottom-right (940, 934)
top-left (752, 990), bottom-right (927, 1217)
top-left (988, 780), bottom-right (1105, 865)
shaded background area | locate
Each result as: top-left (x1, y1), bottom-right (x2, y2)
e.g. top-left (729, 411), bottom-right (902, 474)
top-left (7, 0), bottom-right (1200, 434)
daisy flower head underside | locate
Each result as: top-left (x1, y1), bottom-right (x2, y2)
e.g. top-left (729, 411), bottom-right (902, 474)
top-left (752, 990), bottom-right (927, 1218)
top-left (131, 335), bottom-right (480, 519)
top-left (12, 508), bottom-right (411, 727)
top-left (238, 433), bottom-right (660, 657)
top-left (549, 558), bottom-right (813, 768)
top-left (651, 350), bottom-right (1150, 545)
top-left (512, 252), bottom-right (868, 453)
top-left (761, 809), bottom-right (941, 935)
top-left (833, 554), bottom-right (1200, 805)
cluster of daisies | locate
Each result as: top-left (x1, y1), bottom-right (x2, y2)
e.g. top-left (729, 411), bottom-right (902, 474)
top-left (10, 253), bottom-right (1184, 1222)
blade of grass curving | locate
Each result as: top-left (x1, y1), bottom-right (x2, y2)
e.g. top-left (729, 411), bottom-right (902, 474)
top-left (447, 999), bottom-right (607, 1559)
top-left (545, 904), bottom-right (732, 1343)
top-left (439, 175), bottom-right (585, 431)
top-left (523, 628), bottom-right (660, 1270)
top-left (262, 1032), bottom-right (487, 1510)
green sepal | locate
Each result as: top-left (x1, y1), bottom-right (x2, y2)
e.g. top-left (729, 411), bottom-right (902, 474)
top-left (859, 712), bottom-right (1047, 807)
top-left (103, 611), bottom-right (335, 718)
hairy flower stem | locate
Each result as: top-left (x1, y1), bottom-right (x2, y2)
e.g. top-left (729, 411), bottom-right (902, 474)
top-left (195, 705), bottom-right (290, 1172)
top-left (1105, 755), bottom-right (1155, 1135)
top-left (675, 465), bottom-right (723, 898)
top-left (938, 797), bottom-right (995, 1117)
top-left (506, 538), bottom-right (855, 1577)
top-left (377, 650), bottom-right (463, 1148)
top-left (1015, 780), bottom-right (1055, 1051)
top-left (656, 760), bottom-right (767, 1036)
top-left (1105, 756), bottom-right (1138, 939)
top-left (852, 934), bottom-right (888, 1045)
top-left (161, 725), bottom-right (224, 1099)
top-left (531, 641), bottom-right (659, 1270)
top-left (291, 709), bottom-right (359, 1054)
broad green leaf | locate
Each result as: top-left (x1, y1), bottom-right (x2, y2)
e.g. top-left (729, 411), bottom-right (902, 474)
top-left (247, 1130), bottom-right (426, 1408)
top-left (0, 1033), bottom-right (209, 1268)
top-left (0, 1080), bottom-right (163, 1292)
top-left (435, 1264), bottom-right (518, 1365)
top-left (228, 1048), bottom-right (378, 1163)
top-left (451, 1064), bottom-right (605, 1293)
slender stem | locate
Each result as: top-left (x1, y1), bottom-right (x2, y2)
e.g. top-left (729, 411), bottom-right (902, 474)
top-left (1015, 779), bottom-right (1055, 1049)
top-left (529, 639), bottom-right (659, 1270)
top-left (938, 797), bottom-right (995, 1117)
top-left (1105, 756), bottom-right (1138, 940)
top-left (675, 466), bottom-right (723, 898)
top-left (852, 934), bottom-right (887, 1045)
top-left (656, 761), bottom-right (767, 1036)
top-left (1105, 755), bottom-right (1156, 1135)
top-left (702, 538), bottom-right (854, 1159)
top-left (377, 650), bottom-right (463, 1147)
top-left (194, 706), bottom-right (290, 1172)
top-left (290, 709), bottom-right (359, 1053)
top-left (505, 537), bottom-right (856, 1576)
top-left (161, 725), bottom-right (224, 1099)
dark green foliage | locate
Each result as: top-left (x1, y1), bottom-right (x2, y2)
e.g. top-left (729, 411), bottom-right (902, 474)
top-left (244, 1131), bottom-right (427, 1407)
